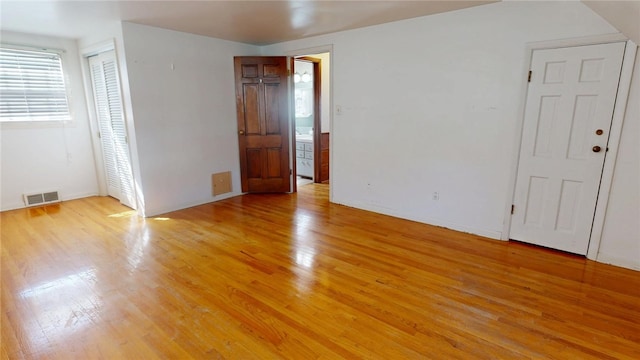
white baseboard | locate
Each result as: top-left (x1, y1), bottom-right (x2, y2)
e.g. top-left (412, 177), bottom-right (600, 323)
top-left (596, 253), bottom-right (640, 271)
top-left (143, 192), bottom-right (244, 217)
top-left (334, 198), bottom-right (503, 240)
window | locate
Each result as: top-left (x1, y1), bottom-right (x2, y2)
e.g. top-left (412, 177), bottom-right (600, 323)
top-left (0, 46), bottom-right (71, 122)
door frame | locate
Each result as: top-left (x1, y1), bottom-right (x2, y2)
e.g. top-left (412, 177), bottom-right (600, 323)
top-left (81, 40), bottom-right (116, 197)
top-left (294, 56), bottom-right (322, 183)
top-left (501, 34), bottom-right (637, 261)
top-left (80, 40), bottom-right (138, 210)
top-left (283, 45), bottom-right (333, 200)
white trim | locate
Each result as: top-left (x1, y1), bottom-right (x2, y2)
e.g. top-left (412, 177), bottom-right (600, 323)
top-left (594, 252), bottom-right (640, 271)
top-left (143, 192), bottom-right (243, 218)
top-left (287, 55), bottom-right (295, 193)
top-left (78, 40), bottom-right (129, 202)
top-left (501, 43), bottom-right (534, 240)
top-left (588, 41), bottom-right (637, 260)
top-left (338, 199), bottom-right (502, 240)
top-left (502, 35), bottom-right (636, 261)
top-left (80, 44), bottom-right (111, 197)
top-left (524, 33), bottom-right (627, 50)
top-left (80, 39), bottom-right (115, 58)
top-left (283, 45), bottom-right (333, 58)
top-left (0, 42), bottom-right (66, 54)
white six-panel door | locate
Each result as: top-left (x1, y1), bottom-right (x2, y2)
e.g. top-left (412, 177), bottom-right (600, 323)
top-left (510, 42), bottom-right (625, 255)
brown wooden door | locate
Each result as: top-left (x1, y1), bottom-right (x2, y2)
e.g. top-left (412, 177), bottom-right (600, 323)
top-left (234, 56), bottom-right (291, 193)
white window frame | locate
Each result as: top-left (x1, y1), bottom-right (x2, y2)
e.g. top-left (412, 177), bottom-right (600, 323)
top-left (0, 44), bottom-right (72, 123)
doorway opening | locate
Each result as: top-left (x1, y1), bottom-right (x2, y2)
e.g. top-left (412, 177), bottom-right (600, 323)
top-left (293, 52), bottom-right (330, 189)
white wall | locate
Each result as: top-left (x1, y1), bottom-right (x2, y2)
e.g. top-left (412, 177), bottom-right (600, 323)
top-left (264, 1), bottom-right (620, 238)
top-left (598, 53), bottom-right (640, 270)
top-left (1, 31), bottom-right (98, 211)
top-left (120, 23), bottom-right (259, 216)
top-left (263, 1), bottom-right (640, 269)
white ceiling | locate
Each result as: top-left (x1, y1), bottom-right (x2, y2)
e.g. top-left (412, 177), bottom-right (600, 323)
top-left (582, 1), bottom-right (640, 45)
top-left (0, 0), bottom-right (496, 45)
top-left (1, 1), bottom-right (637, 46)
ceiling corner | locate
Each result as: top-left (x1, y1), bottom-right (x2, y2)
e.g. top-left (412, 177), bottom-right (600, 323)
top-left (581, 1), bottom-right (640, 45)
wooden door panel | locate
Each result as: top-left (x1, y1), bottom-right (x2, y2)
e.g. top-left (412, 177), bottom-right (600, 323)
top-left (247, 178), bottom-right (285, 192)
top-left (243, 84), bottom-right (261, 135)
top-left (245, 135), bottom-right (282, 148)
top-left (266, 148), bottom-right (282, 178)
top-left (319, 132), bottom-right (330, 182)
top-left (235, 56), bottom-right (290, 193)
top-left (241, 64), bottom-right (259, 78)
top-left (264, 84), bottom-right (281, 134)
top-left (246, 149), bottom-right (262, 179)
top-left (263, 64), bottom-right (280, 78)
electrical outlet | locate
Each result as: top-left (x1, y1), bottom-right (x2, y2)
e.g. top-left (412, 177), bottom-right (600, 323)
top-left (432, 192), bottom-right (439, 201)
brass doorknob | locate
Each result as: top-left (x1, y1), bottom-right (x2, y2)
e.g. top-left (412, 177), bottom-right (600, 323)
top-left (592, 146), bottom-right (601, 153)
top-left (595, 129), bottom-right (604, 135)
top-left (239, 130), bottom-right (245, 135)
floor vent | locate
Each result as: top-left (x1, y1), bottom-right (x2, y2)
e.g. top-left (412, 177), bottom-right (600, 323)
top-left (24, 191), bottom-right (60, 207)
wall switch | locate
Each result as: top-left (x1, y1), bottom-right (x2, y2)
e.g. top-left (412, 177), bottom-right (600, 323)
top-left (432, 192), bottom-right (439, 201)
top-left (336, 105), bottom-right (342, 115)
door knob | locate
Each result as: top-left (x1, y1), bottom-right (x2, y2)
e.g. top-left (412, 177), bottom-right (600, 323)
top-left (239, 130), bottom-right (245, 135)
top-left (592, 146), bottom-right (601, 153)
top-left (595, 129), bottom-right (604, 135)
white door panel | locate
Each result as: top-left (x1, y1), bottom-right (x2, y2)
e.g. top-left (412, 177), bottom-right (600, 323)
top-left (511, 42), bottom-right (625, 254)
top-left (90, 57), bottom-right (121, 200)
top-left (89, 51), bottom-right (136, 210)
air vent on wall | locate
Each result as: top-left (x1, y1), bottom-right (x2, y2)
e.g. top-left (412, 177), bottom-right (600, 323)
top-left (24, 191), bottom-right (60, 207)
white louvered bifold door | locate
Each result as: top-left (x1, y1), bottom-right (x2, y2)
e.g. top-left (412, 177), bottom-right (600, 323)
top-left (89, 51), bottom-right (136, 209)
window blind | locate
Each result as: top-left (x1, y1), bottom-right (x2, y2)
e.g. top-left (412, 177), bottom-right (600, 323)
top-left (0, 46), bottom-right (71, 122)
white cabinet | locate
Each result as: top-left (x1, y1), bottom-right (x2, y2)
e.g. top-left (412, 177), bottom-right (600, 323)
top-left (296, 140), bottom-right (313, 178)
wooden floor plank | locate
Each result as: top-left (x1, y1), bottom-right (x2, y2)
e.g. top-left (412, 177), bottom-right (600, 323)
top-left (2, 184), bottom-right (639, 359)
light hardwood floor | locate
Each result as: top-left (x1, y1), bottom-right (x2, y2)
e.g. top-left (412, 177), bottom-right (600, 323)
top-left (2, 184), bottom-right (639, 359)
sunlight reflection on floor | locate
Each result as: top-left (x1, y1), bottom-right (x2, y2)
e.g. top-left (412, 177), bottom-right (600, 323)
top-left (19, 268), bottom-right (102, 353)
top-left (107, 210), bottom-right (137, 218)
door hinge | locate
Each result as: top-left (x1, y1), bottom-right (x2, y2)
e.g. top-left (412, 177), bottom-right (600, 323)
top-left (97, 131), bottom-right (101, 139)
top-left (511, 204), bottom-right (515, 215)
top-left (290, 169), bottom-right (293, 175)
top-left (527, 70), bottom-right (532, 83)
top-left (287, 69), bottom-right (291, 76)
